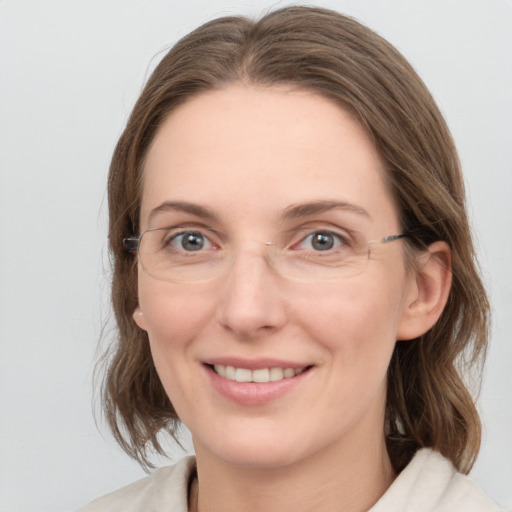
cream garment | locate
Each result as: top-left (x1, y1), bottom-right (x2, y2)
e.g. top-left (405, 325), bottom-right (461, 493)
top-left (78, 449), bottom-right (504, 511)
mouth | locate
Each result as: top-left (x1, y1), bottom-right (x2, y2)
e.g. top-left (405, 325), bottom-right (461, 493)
top-left (204, 360), bottom-right (313, 405)
top-left (210, 364), bottom-right (310, 383)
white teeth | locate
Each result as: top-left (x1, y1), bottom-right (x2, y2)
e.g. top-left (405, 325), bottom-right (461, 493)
top-left (225, 365), bottom-right (236, 380)
top-left (235, 368), bottom-right (252, 382)
top-left (252, 368), bottom-right (270, 383)
top-left (283, 368), bottom-right (295, 378)
top-left (215, 364), bottom-right (226, 377)
top-left (213, 364), bottom-right (306, 383)
top-left (269, 367), bottom-right (284, 381)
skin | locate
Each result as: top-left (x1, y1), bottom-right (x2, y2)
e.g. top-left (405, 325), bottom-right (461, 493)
top-left (133, 84), bottom-right (451, 512)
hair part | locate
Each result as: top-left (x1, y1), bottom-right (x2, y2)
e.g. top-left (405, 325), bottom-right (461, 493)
top-left (102, 6), bottom-right (488, 472)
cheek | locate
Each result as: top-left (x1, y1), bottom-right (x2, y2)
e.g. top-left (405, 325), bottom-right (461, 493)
top-left (282, 279), bottom-right (405, 438)
top-left (139, 280), bottom-right (212, 338)
top-left (293, 277), bottom-right (405, 367)
top-left (137, 280), bottom-right (214, 383)
top-left (137, 281), bottom-right (216, 415)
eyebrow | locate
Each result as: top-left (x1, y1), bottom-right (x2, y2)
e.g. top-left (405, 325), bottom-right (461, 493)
top-left (281, 200), bottom-right (371, 220)
top-left (148, 201), bottom-right (219, 225)
top-left (147, 199), bottom-right (370, 226)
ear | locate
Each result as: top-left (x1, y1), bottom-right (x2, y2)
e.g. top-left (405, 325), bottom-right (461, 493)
top-left (396, 241), bottom-right (452, 340)
top-left (133, 305), bottom-right (148, 331)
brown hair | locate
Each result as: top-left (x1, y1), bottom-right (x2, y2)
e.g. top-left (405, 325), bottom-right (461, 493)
top-left (101, 6), bottom-right (489, 473)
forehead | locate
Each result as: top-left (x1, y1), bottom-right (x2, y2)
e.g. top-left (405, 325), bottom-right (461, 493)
top-left (140, 85), bottom-right (398, 231)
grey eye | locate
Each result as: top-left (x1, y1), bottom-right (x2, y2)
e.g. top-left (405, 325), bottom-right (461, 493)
top-left (301, 231), bottom-right (345, 251)
top-left (173, 231), bottom-right (208, 251)
top-left (310, 232), bottom-right (335, 251)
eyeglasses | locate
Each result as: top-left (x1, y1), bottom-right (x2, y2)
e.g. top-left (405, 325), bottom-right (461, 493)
top-left (123, 227), bottom-right (409, 283)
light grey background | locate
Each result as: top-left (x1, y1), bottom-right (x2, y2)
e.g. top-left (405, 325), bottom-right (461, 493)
top-left (0, 1), bottom-right (510, 511)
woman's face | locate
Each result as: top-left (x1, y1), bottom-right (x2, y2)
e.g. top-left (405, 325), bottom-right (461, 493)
top-left (134, 85), bottom-right (418, 469)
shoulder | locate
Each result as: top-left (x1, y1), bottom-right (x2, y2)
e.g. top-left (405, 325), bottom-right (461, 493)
top-left (77, 456), bottom-right (196, 512)
top-left (370, 449), bottom-right (505, 512)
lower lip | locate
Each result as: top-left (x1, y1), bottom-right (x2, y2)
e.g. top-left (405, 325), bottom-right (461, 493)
top-left (204, 365), bottom-right (311, 406)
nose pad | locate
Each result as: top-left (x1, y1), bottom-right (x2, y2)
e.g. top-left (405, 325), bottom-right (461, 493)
top-left (215, 248), bottom-right (287, 339)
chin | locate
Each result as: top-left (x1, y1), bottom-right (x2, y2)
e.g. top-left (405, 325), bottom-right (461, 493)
top-left (193, 430), bottom-right (311, 470)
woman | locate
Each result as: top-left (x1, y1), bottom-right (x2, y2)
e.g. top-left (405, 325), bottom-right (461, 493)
top-left (81, 6), bottom-right (503, 511)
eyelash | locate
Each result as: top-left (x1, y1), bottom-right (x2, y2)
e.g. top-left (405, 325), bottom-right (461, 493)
top-left (292, 230), bottom-right (350, 252)
top-left (162, 229), bottom-right (217, 252)
top-left (160, 226), bottom-right (352, 253)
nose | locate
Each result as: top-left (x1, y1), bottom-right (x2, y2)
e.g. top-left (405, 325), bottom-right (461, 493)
top-left (216, 246), bottom-right (287, 339)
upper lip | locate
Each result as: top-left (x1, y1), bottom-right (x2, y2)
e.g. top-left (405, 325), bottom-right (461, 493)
top-left (203, 357), bottom-right (312, 370)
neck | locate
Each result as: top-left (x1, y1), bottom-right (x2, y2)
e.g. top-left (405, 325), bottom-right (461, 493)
top-left (191, 433), bottom-right (395, 512)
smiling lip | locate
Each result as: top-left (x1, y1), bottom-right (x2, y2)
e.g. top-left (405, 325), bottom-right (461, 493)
top-left (203, 359), bottom-right (312, 405)
top-left (213, 364), bottom-right (306, 383)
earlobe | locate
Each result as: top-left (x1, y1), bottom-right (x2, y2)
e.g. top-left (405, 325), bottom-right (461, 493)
top-left (397, 241), bottom-right (452, 341)
top-left (133, 306), bottom-right (148, 331)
